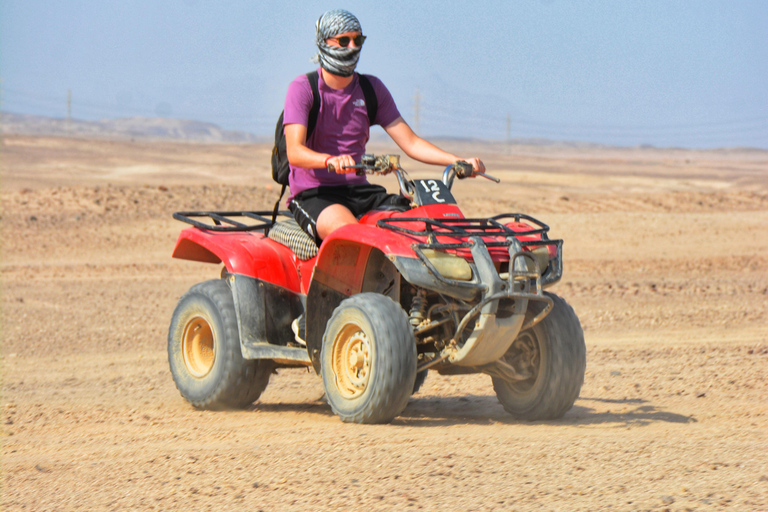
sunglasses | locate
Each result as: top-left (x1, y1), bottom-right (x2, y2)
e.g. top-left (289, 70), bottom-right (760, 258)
top-left (329, 34), bottom-right (366, 47)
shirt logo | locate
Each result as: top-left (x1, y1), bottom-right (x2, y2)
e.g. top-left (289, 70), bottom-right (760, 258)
top-left (353, 99), bottom-right (366, 107)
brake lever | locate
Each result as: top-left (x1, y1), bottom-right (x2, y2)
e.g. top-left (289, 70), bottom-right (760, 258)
top-left (346, 164), bottom-right (366, 176)
top-left (474, 171), bottom-right (500, 183)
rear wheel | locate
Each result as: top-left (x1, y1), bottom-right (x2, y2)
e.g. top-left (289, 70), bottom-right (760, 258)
top-left (321, 293), bottom-right (417, 424)
top-left (493, 292), bottom-right (586, 420)
top-left (168, 279), bottom-right (273, 409)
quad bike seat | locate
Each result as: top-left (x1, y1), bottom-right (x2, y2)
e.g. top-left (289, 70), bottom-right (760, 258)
top-left (267, 218), bottom-right (318, 260)
top-left (267, 206), bottom-right (408, 260)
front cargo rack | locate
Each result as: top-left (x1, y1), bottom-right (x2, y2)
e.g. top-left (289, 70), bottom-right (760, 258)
top-left (377, 213), bottom-right (552, 244)
top-left (173, 210), bottom-right (292, 232)
top-left (378, 213), bottom-right (563, 287)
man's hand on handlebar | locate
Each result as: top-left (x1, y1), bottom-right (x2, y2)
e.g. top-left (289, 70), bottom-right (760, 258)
top-left (454, 157), bottom-right (498, 182)
top-left (326, 154), bottom-right (399, 176)
top-left (454, 157), bottom-right (485, 179)
top-left (465, 157), bottom-right (486, 174)
top-left (326, 155), bottom-right (357, 174)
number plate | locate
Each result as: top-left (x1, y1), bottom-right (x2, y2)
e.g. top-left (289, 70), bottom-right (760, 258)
top-left (413, 179), bottom-right (457, 206)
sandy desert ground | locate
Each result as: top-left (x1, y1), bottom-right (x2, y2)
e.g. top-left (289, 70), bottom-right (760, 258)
top-left (1, 134), bottom-right (767, 511)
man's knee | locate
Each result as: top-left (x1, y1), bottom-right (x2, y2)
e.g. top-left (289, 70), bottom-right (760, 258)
top-left (316, 204), bottom-right (358, 239)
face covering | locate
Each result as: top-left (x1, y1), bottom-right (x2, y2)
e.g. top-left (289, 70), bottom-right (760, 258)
top-left (312, 9), bottom-right (364, 78)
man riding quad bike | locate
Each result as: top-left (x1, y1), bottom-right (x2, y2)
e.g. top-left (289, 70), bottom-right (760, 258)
top-left (168, 156), bottom-right (586, 424)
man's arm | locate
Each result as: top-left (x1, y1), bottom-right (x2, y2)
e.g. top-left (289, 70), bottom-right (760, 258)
top-left (383, 117), bottom-right (485, 172)
top-left (285, 124), bottom-right (357, 174)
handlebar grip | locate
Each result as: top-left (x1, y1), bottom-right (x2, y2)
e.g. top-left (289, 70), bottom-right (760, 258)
top-left (454, 160), bottom-right (474, 179)
top-left (328, 161), bottom-right (365, 175)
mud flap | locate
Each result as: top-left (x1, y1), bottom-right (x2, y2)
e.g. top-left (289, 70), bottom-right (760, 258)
top-left (228, 274), bottom-right (310, 364)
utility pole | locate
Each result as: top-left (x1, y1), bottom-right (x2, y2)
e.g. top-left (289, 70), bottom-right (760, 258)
top-left (506, 113), bottom-right (511, 153)
top-left (0, 79), bottom-right (3, 136)
top-left (413, 88), bottom-right (420, 134)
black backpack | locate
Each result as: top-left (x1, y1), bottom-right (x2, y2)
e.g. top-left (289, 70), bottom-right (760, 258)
top-left (270, 71), bottom-right (379, 222)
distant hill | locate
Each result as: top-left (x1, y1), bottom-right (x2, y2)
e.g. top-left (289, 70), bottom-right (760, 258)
top-left (0, 111), bottom-right (609, 149)
top-left (0, 111), bottom-right (260, 143)
top-left (4, 111), bottom-right (763, 153)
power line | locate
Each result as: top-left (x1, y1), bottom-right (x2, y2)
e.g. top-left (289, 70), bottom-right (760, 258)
top-left (1, 87), bottom-right (276, 127)
top-left (419, 99), bottom-right (768, 133)
top-left (413, 88), bottom-right (420, 134)
top-left (2, 84), bottom-right (766, 146)
top-left (412, 103), bottom-right (768, 143)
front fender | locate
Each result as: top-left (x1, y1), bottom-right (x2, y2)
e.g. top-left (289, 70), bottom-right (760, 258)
top-left (305, 230), bottom-right (406, 372)
top-left (319, 224), bottom-right (481, 302)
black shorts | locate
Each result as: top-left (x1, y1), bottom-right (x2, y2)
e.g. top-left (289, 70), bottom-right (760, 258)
top-left (289, 184), bottom-right (410, 243)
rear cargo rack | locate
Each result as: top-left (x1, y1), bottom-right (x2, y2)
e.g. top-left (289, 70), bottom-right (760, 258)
top-left (173, 211), bottom-right (292, 232)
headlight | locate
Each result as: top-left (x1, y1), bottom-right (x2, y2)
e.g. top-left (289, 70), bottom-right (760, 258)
top-left (421, 249), bottom-right (473, 281)
top-left (528, 246), bottom-right (550, 274)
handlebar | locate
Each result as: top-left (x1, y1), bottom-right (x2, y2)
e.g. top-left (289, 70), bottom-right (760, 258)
top-left (442, 161), bottom-right (500, 189)
top-left (327, 154), bottom-right (500, 199)
top-left (327, 154), bottom-right (400, 175)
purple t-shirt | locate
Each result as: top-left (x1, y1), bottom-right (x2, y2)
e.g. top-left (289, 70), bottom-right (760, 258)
top-left (283, 70), bottom-right (401, 200)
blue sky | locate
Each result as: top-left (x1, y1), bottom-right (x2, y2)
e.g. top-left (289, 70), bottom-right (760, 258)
top-left (1, 0), bottom-right (766, 148)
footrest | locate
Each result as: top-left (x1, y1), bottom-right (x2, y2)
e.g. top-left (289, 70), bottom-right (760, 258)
top-left (241, 343), bottom-right (311, 365)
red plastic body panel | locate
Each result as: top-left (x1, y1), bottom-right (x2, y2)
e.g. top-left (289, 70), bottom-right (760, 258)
top-left (328, 203), bottom-right (467, 258)
top-left (342, 204), bottom-right (549, 262)
top-left (172, 227), bottom-right (312, 294)
top-left (504, 222), bottom-right (556, 259)
top-left (172, 203), bottom-right (552, 296)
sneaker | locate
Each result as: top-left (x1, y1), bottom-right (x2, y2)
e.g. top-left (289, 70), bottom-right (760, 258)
top-left (291, 314), bottom-right (306, 346)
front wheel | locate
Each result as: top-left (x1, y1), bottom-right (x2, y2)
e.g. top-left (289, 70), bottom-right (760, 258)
top-left (493, 292), bottom-right (586, 420)
top-left (321, 293), bottom-right (417, 424)
top-left (168, 279), bottom-right (273, 409)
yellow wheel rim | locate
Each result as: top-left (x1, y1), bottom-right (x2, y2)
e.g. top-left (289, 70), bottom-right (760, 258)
top-left (182, 316), bottom-right (216, 378)
top-left (331, 323), bottom-right (371, 399)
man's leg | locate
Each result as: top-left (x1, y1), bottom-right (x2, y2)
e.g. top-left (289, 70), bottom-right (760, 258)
top-left (316, 203), bottom-right (358, 240)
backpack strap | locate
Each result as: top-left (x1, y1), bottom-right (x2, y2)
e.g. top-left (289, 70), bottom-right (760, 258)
top-left (268, 183), bottom-right (287, 237)
top-left (269, 71), bottom-right (321, 235)
top-left (305, 70), bottom-right (321, 138)
top-left (358, 74), bottom-right (378, 126)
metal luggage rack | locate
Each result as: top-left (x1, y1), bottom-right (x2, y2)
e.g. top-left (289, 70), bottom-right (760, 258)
top-left (378, 213), bottom-right (563, 287)
top-left (377, 213), bottom-right (553, 244)
top-left (173, 210), bottom-right (292, 232)
top-left (411, 238), bottom-right (563, 288)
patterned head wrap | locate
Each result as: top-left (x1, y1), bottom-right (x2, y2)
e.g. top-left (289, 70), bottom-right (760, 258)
top-left (311, 9), bottom-right (364, 77)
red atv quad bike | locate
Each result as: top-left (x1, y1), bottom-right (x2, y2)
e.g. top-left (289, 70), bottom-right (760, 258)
top-left (168, 155), bottom-right (586, 424)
